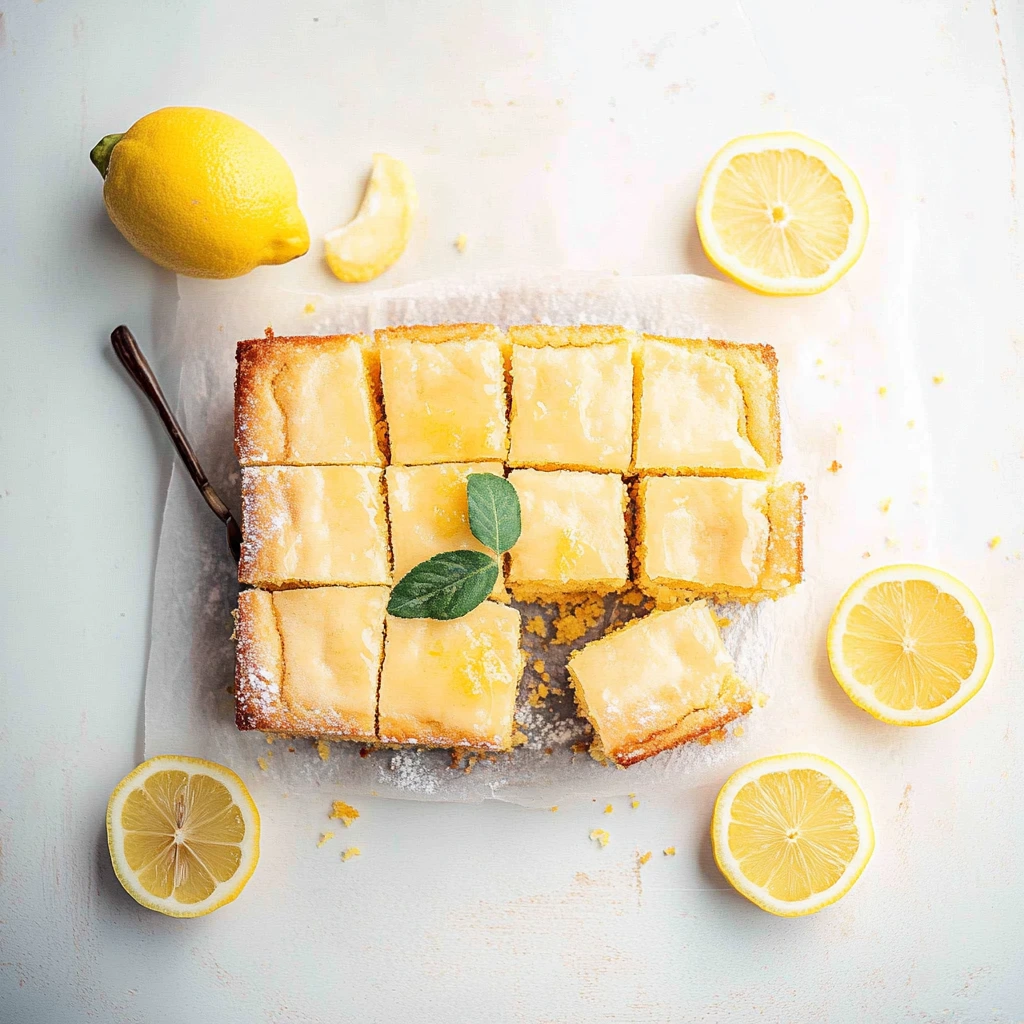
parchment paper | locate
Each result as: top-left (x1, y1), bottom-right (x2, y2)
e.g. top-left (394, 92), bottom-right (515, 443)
top-left (144, 254), bottom-right (934, 806)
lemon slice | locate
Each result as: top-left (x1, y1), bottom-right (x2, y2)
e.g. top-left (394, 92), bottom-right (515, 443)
top-left (712, 753), bottom-right (874, 917)
top-left (106, 755), bottom-right (260, 918)
top-left (324, 153), bottom-right (417, 282)
top-left (827, 564), bottom-right (993, 726)
top-left (696, 132), bottom-right (868, 295)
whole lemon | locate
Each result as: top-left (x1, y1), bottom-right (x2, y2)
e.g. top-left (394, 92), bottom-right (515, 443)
top-left (92, 107), bottom-right (309, 278)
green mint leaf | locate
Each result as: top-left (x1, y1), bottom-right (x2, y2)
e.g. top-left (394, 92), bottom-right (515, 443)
top-left (467, 473), bottom-right (521, 555)
top-left (387, 550), bottom-right (499, 620)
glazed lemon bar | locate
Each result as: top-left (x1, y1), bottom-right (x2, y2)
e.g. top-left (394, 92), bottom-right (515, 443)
top-left (235, 334), bottom-right (385, 467)
top-left (507, 325), bottom-right (634, 472)
top-left (234, 586), bottom-right (387, 739)
top-left (632, 335), bottom-right (780, 477)
top-left (506, 469), bottom-right (629, 600)
top-left (377, 323), bottom-right (509, 465)
top-left (567, 601), bottom-right (753, 767)
top-left (635, 476), bottom-right (804, 603)
top-left (238, 465), bottom-right (390, 588)
top-left (385, 462), bottom-right (508, 600)
top-left (378, 602), bottom-right (525, 751)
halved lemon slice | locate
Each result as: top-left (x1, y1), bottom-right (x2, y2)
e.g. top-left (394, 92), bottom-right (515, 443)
top-left (712, 753), bottom-right (874, 917)
top-left (696, 132), bottom-right (868, 295)
top-left (106, 755), bottom-right (260, 918)
top-left (827, 564), bottom-right (993, 726)
top-left (324, 153), bottom-right (417, 282)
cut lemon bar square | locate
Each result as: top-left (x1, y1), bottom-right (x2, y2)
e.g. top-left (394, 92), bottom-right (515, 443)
top-left (385, 462), bottom-right (507, 600)
top-left (235, 334), bottom-right (384, 467)
top-left (632, 336), bottom-right (780, 477)
top-left (567, 601), bottom-right (753, 767)
top-left (508, 327), bottom-right (634, 472)
top-left (234, 586), bottom-right (387, 739)
top-left (378, 602), bottom-right (524, 751)
top-left (636, 476), bottom-right (804, 603)
top-left (377, 323), bottom-right (509, 465)
top-left (507, 469), bottom-right (629, 600)
top-left (238, 465), bottom-right (390, 588)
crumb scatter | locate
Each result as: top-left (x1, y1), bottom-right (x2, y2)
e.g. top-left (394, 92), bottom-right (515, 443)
top-left (317, 831), bottom-right (334, 848)
top-left (589, 828), bottom-right (610, 847)
top-left (341, 847), bottom-right (361, 862)
top-left (329, 800), bottom-right (360, 827)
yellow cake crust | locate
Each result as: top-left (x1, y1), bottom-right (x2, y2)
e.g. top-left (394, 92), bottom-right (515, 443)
top-left (567, 603), bottom-right (754, 768)
top-left (234, 333), bottom-right (385, 467)
top-left (234, 587), bottom-right (387, 739)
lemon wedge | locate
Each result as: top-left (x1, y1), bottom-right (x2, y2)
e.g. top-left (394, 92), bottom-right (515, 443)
top-left (696, 132), bottom-right (868, 295)
top-left (827, 564), bottom-right (993, 726)
top-left (324, 153), bottom-right (417, 282)
top-left (106, 755), bottom-right (260, 918)
top-left (712, 753), bottom-right (874, 917)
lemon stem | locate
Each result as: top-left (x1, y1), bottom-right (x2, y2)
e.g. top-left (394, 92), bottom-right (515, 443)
top-left (90, 133), bottom-right (124, 178)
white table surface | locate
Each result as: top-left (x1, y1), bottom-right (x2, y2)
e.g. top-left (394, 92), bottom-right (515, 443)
top-left (3, 1), bottom-right (1023, 1020)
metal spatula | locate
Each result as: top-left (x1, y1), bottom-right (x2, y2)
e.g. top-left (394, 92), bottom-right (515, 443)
top-left (110, 324), bottom-right (242, 563)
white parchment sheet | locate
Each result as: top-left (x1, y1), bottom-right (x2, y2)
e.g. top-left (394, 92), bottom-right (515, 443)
top-left (144, 253), bottom-right (934, 806)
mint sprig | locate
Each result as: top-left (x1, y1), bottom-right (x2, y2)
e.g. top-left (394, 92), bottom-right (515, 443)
top-left (386, 473), bottom-right (521, 620)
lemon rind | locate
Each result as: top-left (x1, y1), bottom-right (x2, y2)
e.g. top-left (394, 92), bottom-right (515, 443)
top-left (826, 563), bottom-right (994, 727)
top-left (711, 752), bottom-right (875, 917)
top-left (106, 754), bottom-right (260, 919)
top-left (696, 131), bottom-right (869, 297)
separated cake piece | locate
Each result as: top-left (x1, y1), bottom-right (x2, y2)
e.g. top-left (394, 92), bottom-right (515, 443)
top-left (238, 465), bottom-right (390, 588)
top-left (507, 469), bottom-right (629, 600)
top-left (635, 476), bottom-right (804, 603)
top-left (377, 323), bottom-right (509, 465)
top-left (235, 334), bottom-right (385, 467)
top-left (378, 602), bottom-right (524, 751)
top-left (385, 462), bottom-right (507, 599)
top-left (508, 326), bottom-right (634, 472)
top-left (234, 586), bottom-right (387, 739)
top-left (632, 336), bottom-right (780, 477)
top-left (567, 601), bottom-right (753, 767)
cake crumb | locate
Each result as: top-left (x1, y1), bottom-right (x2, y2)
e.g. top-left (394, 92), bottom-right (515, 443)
top-left (541, 673), bottom-right (551, 684)
top-left (907, 419), bottom-right (916, 429)
top-left (454, 233), bottom-right (468, 253)
top-left (552, 594), bottom-right (606, 644)
top-left (317, 831), bottom-right (335, 848)
top-left (835, 422), bottom-right (843, 434)
top-left (629, 793), bottom-right (639, 810)
top-left (862, 551), bottom-right (872, 559)
top-left (537, 682), bottom-right (549, 699)
top-left (933, 374), bottom-right (945, 385)
top-left (511, 729), bottom-right (528, 747)
top-left (663, 846), bottom-right (676, 856)
top-left (988, 535), bottom-right (1002, 549)
top-left (303, 302), bottom-right (316, 314)
top-left (329, 801), bottom-right (360, 827)
top-left (341, 847), bottom-right (361, 862)
top-left (638, 851), bottom-right (652, 867)
top-left (533, 659), bottom-right (545, 674)
top-left (714, 614), bottom-right (731, 629)
top-left (697, 727), bottom-right (728, 745)
top-left (589, 829), bottom-right (610, 848)
top-left (526, 615), bottom-right (548, 638)
top-left (620, 588), bottom-right (645, 606)
top-left (550, 805), bottom-right (558, 812)
top-left (733, 725), bottom-right (744, 737)
top-left (315, 739), bottom-right (331, 761)
top-left (884, 536), bottom-right (898, 549)
top-left (878, 386), bottom-right (888, 397)
top-left (879, 498), bottom-right (891, 514)
top-left (257, 755), bottom-right (269, 771)
top-left (604, 803), bottom-right (613, 814)
top-left (827, 460), bottom-right (842, 474)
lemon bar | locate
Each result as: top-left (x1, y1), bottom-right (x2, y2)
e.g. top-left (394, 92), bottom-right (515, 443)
top-left (636, 476), bottom-right (804, 603)
top-left (633, 336), bottom-right (780, 477)
top-left (385, 462), bottom-right (507, 599)
top-left (234, 586), bottom-right (387, 739)
top-left (508, 327), bottom-right (634, 472)
top-left (235, 334), bottom-right (384, 467)
top-left (507, 469), bottom-right (629, 600)
top-left (377, 323), bottom-right (509, 465)
top-left (567, 602), bottom-right (753, 767)
top-left (378, 602), bottom-right (524, 751)
top-left (238, 465), bottom-right (390, 588)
